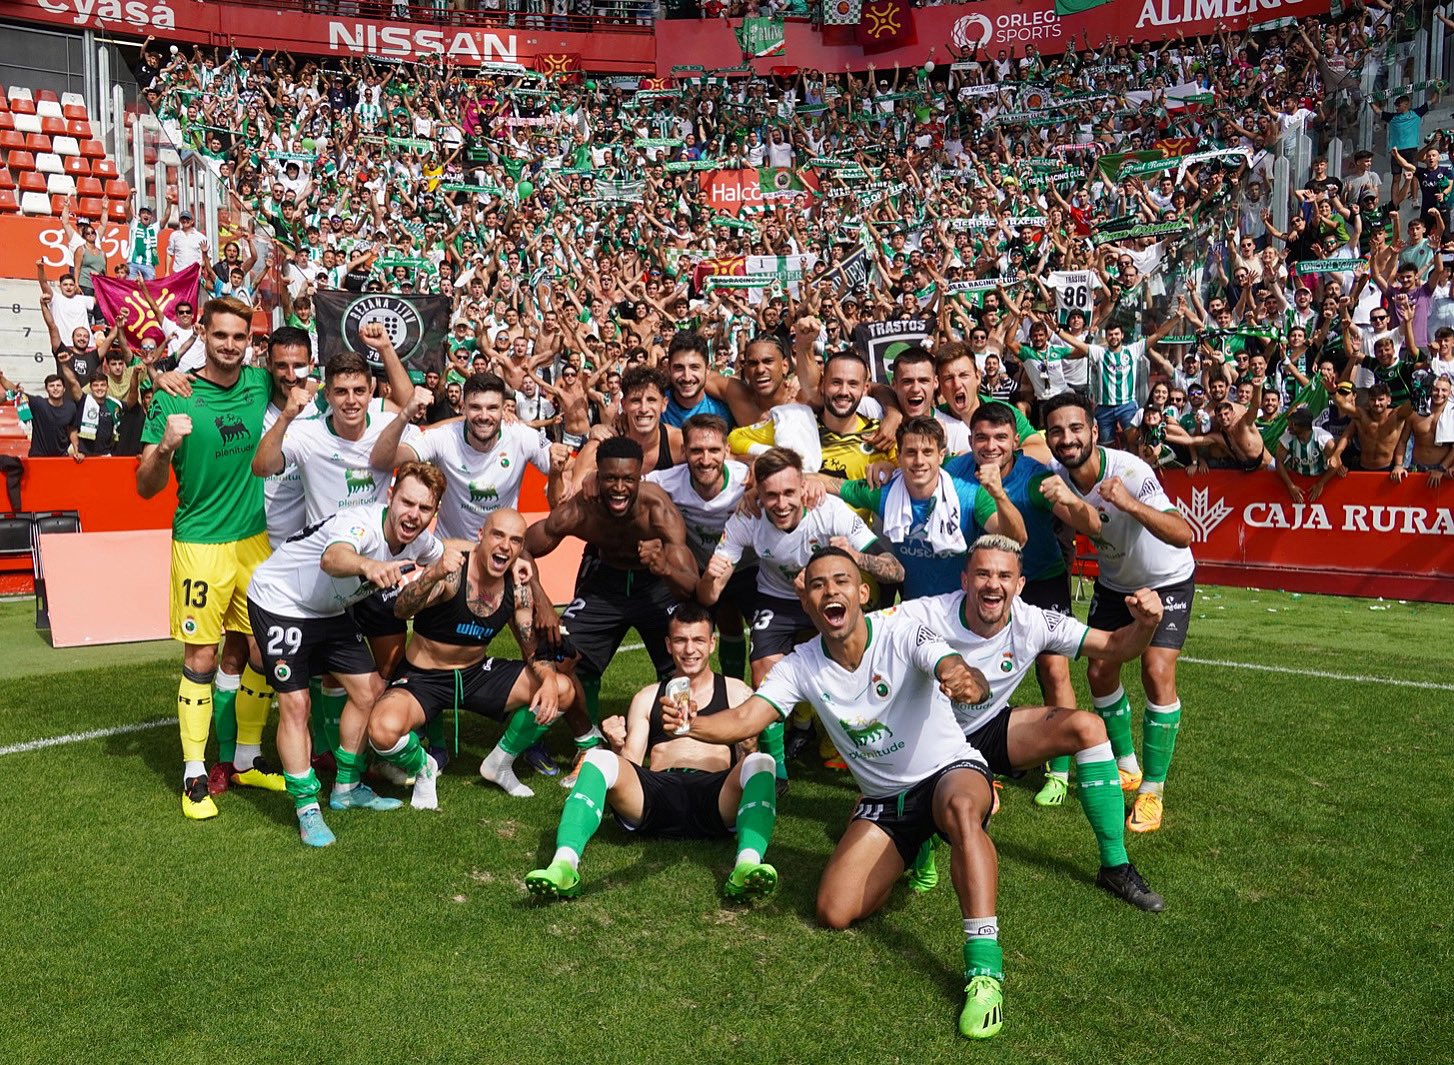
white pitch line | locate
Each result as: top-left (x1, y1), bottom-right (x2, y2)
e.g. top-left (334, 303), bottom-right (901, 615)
top-left (10, 651), bottom-right (1433, 757)
top-left (0, 717), bottom-right (173, 757)
top-left (1179, 656), bottom-right (1454, 692)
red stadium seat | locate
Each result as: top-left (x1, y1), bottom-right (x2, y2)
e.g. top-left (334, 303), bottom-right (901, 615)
top-left (49, 193), bottom-right (71, 215)
top-left (79, 139), bottom-right (105, 159)
top-left (40, 116), bottom-right (65, 136)
top-left (9, 97), bottom-right (35, 116)
top-left (17, 171), bottom-right (46, 193)
top-left (75, 196), bottom-right (103, 219)
top-left (63, 156), bottom-right (89, 176)
top-left (92, 158), bottom-right (118, 179)
top-left (36, 90), bottom-right (59, 104)
top-left (105, 178), bottom-right (131, 200)
top-left (0, 129), bottom-right (24, 152)
top-left (0, 189), bottom-right (17, 213)
top-left (105, 199), bottom-right (127, 222)
top-left (0, 168), bottom-right (12, 189)
top-left (0, 114), bottom-right (12, 132)
top-left (66, 119), bottom-right (92, 138)
top-left (23, 133), bottom-right (50, 153)
top-left (7, 151), bottom-right (35, 173)
top-left (0, 95), bottom-right (9, 113)
top-left (75, 175), bottom-right (102, 197)
top-left (62, 103), bottom-right (88, 121)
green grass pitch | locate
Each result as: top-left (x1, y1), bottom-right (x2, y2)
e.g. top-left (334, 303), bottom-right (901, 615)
top-left (0, 586), bottom-right (1450, 1064)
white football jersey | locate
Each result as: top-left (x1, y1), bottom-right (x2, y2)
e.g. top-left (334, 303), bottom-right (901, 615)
top-left (647, 460), bottom-right (750, 567)
top-left (410, 421), bottom-right (553, 540)
top-left (261, 399), bottom-right (323, 549)
top-left (756, 607), bottom-right (986, 797)
top-left (1050, 447), bottom-right (1196, 592)
top-left (897, 593), bottom-right (1089, 733)
top-left (715, 495), bottom-right (878, 600)
top-left (247, 504), bottom-right (443, 619)
top-left (281, 411), bottom-right (400, 525)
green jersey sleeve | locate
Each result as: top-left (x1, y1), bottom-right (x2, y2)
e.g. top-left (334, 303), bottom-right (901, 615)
top-left (971, 484), bottom-right (998, 529)
top-left (838, 478), bottom-right (883, 514)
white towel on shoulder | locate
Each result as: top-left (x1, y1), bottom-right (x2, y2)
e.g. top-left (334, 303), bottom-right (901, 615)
top-left (881, 470), bottom-right (967, 555)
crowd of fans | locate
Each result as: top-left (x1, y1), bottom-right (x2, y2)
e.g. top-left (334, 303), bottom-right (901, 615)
top-left (4, 4), bottom-right (1454, 489)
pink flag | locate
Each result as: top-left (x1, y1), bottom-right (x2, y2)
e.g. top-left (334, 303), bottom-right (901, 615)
top-left (92, 264), bottom-right (202, 347)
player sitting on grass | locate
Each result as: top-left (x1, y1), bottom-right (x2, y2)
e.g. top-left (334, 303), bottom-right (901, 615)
top-left (244, 460), bottom-right (447, 846)
top-left (660, 548), bottom-right (1009, 1041)
top-left (524, 601), bottom-right (777, 902)
top-left (896, 535), bottom-right (1167, 911)
top-left (367, 508), bottom-right (577, 803)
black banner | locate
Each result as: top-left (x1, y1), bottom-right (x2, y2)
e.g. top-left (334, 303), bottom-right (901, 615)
top-left (314, 289), bottom-right (451, 374)
top-left (852, 318), bottom-right (932, 383)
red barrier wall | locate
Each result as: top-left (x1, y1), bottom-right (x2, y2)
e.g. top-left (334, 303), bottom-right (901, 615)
top-left (1158, 470), bottom-right (1454, 603)
top-left (0, 0), bottom-right (654, 71)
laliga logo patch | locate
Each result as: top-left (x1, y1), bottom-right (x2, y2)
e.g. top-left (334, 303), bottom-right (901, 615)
top-left (343, 295), bottom-right (425, 367)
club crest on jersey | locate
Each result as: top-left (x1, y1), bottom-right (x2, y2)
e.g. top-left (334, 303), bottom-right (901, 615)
top-left (181, 617), bottom-right (197, 636)
top-left (274, 662), bottom-right (293, 683)
top-left (871, 672), bottom-right (891, 698)
top-left (999, 653), bottom-right (1014, 673)
top-left (499, 455), bottom-right (511, 469)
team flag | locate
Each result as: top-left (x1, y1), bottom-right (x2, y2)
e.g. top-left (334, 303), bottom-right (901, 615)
top-left (534, 53), bottom-right (581, 80)
top-left (855, 0), bottom-right (913, 50)
top-left (314, 290), bottom-right (451, 374)
top-left (822, 0), bottom-right (862, 25)
top-left (736, 17), bottom-right (787, 58)
top-left (92, 263), bottom-right (201, 347)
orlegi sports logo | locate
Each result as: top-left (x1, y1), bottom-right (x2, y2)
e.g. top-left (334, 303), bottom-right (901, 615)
top-left (342, 295), bottom-right (425, 368)
top-left (950, 6), bottom-right (1060, 51)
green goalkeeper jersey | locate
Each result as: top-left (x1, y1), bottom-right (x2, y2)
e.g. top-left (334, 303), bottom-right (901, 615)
top-left (141, 365), bottom-right (270, 544)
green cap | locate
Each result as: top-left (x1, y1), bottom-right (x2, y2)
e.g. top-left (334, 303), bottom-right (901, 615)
top-left (407, 370), bottom-right (427, 385)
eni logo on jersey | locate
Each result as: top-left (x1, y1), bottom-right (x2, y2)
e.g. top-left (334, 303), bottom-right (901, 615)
top-left (213, 414), bottom-right (253, 457)
top-left (345, 468), bottom-right (376, 496)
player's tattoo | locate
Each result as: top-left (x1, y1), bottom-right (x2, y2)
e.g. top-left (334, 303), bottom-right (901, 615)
top-left (856, 550), bottom-right (905, 584)
top-left (394, 564), bottom-right (458, 619)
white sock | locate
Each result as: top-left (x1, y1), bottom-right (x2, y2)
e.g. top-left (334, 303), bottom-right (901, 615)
top-left (480, 746), bottom-right (533, 798)
top-left (1075, 741), bottom-right (1115, 765)
top-left (296, 801), bottom-right (320, 817)
top-left (1047, 769), bottom-right (1070, 782)
top-left (371, 735), bottom-right (408, 757)
top-left (410, 754), bottom-right (440, 811)
top-left (234, 742), bottom-right (261, 769)
top-left (215, 671), bottom-right (241, 693)
top-left (573, 726), bottom-right (605, 748)
top-left (1138, 780), bottom-right (1165, 797)
top-left (1117, 754), bottom-right (1142, 774)
top-left (183, 760), bottom-right (206, 782)
top-left (553, 846), bottom-right (580, 870)
top-left (964, 915), bottom-right (999, 941)
top-left (736, 847), bottom-right (762, 866)
top-left (334, 780), bottom-right (358, 793)
top-left (583, 747), bottom-right (621, 789)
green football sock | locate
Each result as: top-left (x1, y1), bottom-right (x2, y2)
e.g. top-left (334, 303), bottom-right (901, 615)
top-left (424, 714), bottom-right (446, 749)
top-left (307, 677), bottom-right (326, 752)
top-left (963, 925), bottom-right (1004, 982)
top-left (333, 746), bottom-right (368, 786)
top-left (718, 634), bottom-right (747, 681)
top-left (734, 757), bottom-right (777, 863)
top-left (556, 757), bottom-right (610, 858)
top-left (909, 838), bottom-right (936, 878)
top-left (1046, 754), bottom-right (1072, 780)
top-left (1075, 746), bottom-right (1129, 867)
top-left (284, 769), bottom-right (322, 811)
top-left (581, 674), bottom-right (601, 725)
top-left (212, 672), bottom-right (239, 765)
top-left (499, 707), bottom-right (549, 758)
top-left (316, 686), bottom-right (346, 754)
top-left (1092, 687), bottom-right (1137, 762)
top-left (759, 720), bottom-right (788, 781)
top-left (1142, 701), bottom-right (1182, 786)
top-left (374, 731), bottom-right (428, 777)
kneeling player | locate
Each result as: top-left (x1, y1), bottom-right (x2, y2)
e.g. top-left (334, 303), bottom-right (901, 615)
top-left (368, 508), bottom-right (575, 803)
top-left (524, 602), bottom-right (777, 902)
top-left (245, 461), bottom-right (447, 847)
top-left (662, 550), bottom-right (1010, 1041)
top-left (897, 536), bottom-right (1166, 910)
